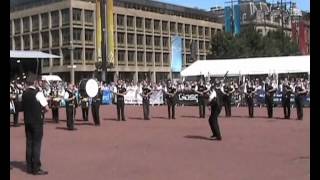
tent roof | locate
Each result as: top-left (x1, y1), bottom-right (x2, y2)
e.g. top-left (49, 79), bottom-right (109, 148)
top-left (10, 50), bottom-right (61, 59)
top-left (181, 56), bottom-right (310, 77)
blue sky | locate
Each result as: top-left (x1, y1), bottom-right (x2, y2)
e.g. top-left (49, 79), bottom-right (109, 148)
top-left (158, 0), bottom-right (310, 11)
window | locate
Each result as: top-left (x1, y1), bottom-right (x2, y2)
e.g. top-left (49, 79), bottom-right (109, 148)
top-left (146, 52), bottom-right (152, 63)
top-left (205, 27), bottom-right (209, 36)
top-left (127, 16), bottom-right (134, 27)
top-left (162, 21), bottom-right (168, 31)
top-left (62, 28), bottom-right (70, 45)
top-left (14, 19), bottom-right (20, 34)
top-left (73, 8), bottom-right (82, 22)
top-left (61, 9), bottom-right (70, 25)
top-left (185, 24), bottom-right (190, 34)
top-left (85, 48), bottom-right (94, 61)
top-left (162, 37), bottom-right (168, 48)
top-left (117, 32), bottom-right (125, 44)
top-left (23, 35), bottom-right (30, 50)
top-left (51, 30), bottom-right (59, 47)
top-left (145, 18), bottom-right (152, 30)
top-left (163, 53), bottom-right (169, 63)
top-left (117, 15), bottom-right (124, 26)
top-left (41, 13), bottom-right (49, 29)
top-left (41, 32), bottom-right (49, 48)
top-left (85, 10), bottom-right (93, 24)
top-left (154, 36), bottom-right (160, 47)
top-left (155, 53), bottom-right (161, 63)
top-left (32, 33), bottom-right (39, 49)
top-left (136, 17), bottom-right (142, 28)
top-left (205, 41), bottom-right (210, 50)
top-left (14, 37), bottom-right (21, 50)
top-left (23, 17), bottom-right (30, 33)
top-left (32, 15), bottom-right (39, 31)
top-left (128, 51), bottom-right (135, 62)
top-left (199, 41), bottom-right (204, 50)
top-left (178, 23), bottom-right (183, 33)
top-left (51, 49), bottom-right (60, 66)
top-left (198, 27), bottom-right (203, 36)
top-left (62, 48), bottom-right (70, 65)
top-left (137, 51), bottom-right (144, 62)
top-left (170, 22), bottom-right (176, 32)
top-left (127, 33), bottom-right (134, 45)
top-left (73, 28), bottom-right (82, 41)
top-left (185, 39), bottom-right (191, 49)
top-left (192, 25), bottom-right (197, 35)
top-left (85, 30), bottom-right (93, 42)
top-left (211, 28), bottom-right (216, 36)
top-left (154, 20), bottom-right (160, 31)
top-left (118, 50), bottom-right (125, 62)
top-left (186, 54), bottom-right (191, 63)
top-left (51, 11), bottom-right (59, 27)
top-left (146, 35), bottom-right (152, 46)
top-left (74, 48), bottom-right (82, 60)
top-left (137, 34), bottom-right (143, 45)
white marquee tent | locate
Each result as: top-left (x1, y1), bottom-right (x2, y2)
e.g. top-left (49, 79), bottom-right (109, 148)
top-left (181, 56), bottom-right (310, 77)
top-left (10, 50), bottom-right (61, 59)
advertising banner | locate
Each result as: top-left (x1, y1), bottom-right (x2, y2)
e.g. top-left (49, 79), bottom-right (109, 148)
top-left (171, 36), bottom-right (183, 72)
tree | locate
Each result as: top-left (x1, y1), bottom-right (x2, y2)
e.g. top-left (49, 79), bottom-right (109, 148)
top-left (207, 25), bottom-right (301, 59)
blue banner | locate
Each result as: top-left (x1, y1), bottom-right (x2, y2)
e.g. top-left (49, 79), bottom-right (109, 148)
top-left (224, 6), bottom-right (232, 33)
top-left (233, 5), bottom-right (241, 35)
top-left (102, 89), bottom-right (113, 105)
top-left (171, 36), bottom-right (182, 72)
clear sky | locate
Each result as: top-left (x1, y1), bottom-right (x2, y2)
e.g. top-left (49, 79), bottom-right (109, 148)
top-left (158, 0), bottom-right (310, 11)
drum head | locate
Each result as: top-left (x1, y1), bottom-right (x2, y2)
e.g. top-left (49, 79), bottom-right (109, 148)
top-left (85, 79), bottom-right (99, 97)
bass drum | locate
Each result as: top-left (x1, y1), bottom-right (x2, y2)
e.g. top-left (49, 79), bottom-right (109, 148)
top-left (79, 79), bottom-right (99, 98)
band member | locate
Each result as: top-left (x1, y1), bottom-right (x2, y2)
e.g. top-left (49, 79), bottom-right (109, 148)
top-left (140, 81), bottom-right (152, 120)
top-left (208, 84), bottom-right (222, 140)
top-left (22, 74), bottom-right (49, 175)
top-left (92, 84), bottom-right (102, 126)
top-left (281, 78), bottom-right (293, 119)
top-left (115, 80), bottom-right (127, 121)
top-left (294, 79), bottom-right (307, 120)
top-left (64, 84), bottom-right (77, 130)
top-left (264, 77), bottom-right (277, 118)
top-left (165, 80), bottom-right (177, 119)
top-left (79, 93), bottom-right (89, 122)
top-left (195, 79), bottom-right (209, 118)
top-left (50, 86), bottom-right (61, 123)
top-left (13, 82), bottom-right (24, 127)
top-left (221, 81), bottom-right (235, 117)
top-left (244, 80), bottom-right (256, 118)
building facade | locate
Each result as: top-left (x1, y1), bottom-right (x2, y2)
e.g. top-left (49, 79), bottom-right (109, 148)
top-left (10, 0), bottom-right (222, 83)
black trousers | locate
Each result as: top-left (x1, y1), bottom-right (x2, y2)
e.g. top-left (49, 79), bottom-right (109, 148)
top-left (117, 99), bottom-right (125, 121)
top-left (209, 103), bottom-right (222, 139)
top-left (82, 107), bottom-right (89, 121)
top-left (91, 101), bottom-right (100, 125)
top-left (295, 96), bottom-right (304, 120)
top-left (143, 99), bottom-right (150, 120)
top-left (13, 102), bottom-right (20, 125)
top-left (223, 95), bottom-right (232, 117)
top-left (246, 96), bottom-right (254, 118)
top-left (52, 108), bottom-right (59, 123)
top-left (24, 123), bottom-right (43, 172)
top-left (282, 97), bottom-right (291, 119)
top-left (265, 95), bottom-right (274, 118)
top-left (66, 105), bottom-right (75, 130)
top-left (167, 98), bottom-right (175, 119)
top-left (198, 97), bottom-right (206, 118)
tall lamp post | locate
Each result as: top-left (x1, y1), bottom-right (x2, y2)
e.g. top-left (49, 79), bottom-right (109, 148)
top-left (68, 40), bottom-right (76, 84)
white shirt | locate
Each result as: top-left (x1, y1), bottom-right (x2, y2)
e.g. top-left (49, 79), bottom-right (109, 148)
top-left (209, 90), bottom-right (217, 101)
top-left (29, 86), bottom-right (48, 107)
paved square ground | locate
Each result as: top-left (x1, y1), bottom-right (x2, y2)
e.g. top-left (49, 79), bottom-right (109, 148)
top-left (10, 106), bottom-right (309, 180)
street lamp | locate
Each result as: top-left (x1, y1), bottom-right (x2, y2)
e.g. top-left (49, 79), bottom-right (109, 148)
top-left (69, 40), bottom-right (75, 84)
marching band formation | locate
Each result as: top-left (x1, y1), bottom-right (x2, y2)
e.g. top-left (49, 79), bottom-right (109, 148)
top-left (10, 75), bottom-right (309, 135)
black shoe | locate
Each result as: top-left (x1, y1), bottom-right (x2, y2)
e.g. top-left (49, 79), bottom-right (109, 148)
top-left (172, 117), bottom-right (175, 119)
top-left (13, 124), bottom-right (20, 127)
top-left (95, 124), bottom-right (100, 126)
top-left (122, 119), bottom-right (126, 121)
top-left (32, 169), bottom-right (48, 175)
top-left (210, 135), bottom-right (216, 138)
top-left (68, 128), bottom-right (77, 130)
top-left (211, 137), bottom-right (222, 141)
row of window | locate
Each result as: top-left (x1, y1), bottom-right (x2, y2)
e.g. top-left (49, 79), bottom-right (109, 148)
top-left (116, 14), bottom-right (217, 36)
top-left (117, 51), bottom-right (170, 64)
top-left (117, 33), bottom-right (210, 50)
top-left (12, 28), bottom-right (94, 50)
top-left (11, 8), bottom-right (94, 35)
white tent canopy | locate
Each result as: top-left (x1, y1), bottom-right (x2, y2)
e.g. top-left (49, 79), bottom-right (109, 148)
top-left (42, 75), bottom-right (62, 82)
top-left (181, 56), bottom-right (310, 77)
top-left (10, 50), bottom-right (61, 59)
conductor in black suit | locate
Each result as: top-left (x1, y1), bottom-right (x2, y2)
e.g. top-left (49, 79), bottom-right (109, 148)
top-left (22, 74), bottom-right (49, 175)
